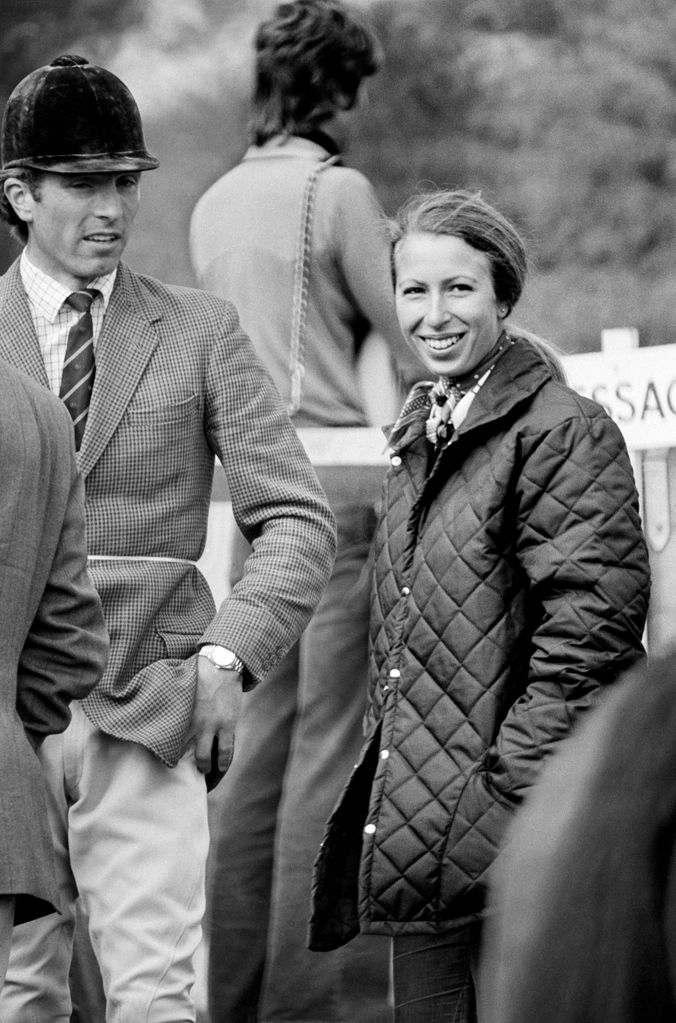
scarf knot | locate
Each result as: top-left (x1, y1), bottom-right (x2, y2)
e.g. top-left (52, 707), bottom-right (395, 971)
top-left (425, 378), bottom-right (464, 445)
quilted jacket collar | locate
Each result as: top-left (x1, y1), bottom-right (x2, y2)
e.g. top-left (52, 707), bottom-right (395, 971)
top-left (458, 337), bottom-right (551, 437)
top-left (389, 338), bottom-right (552, 457)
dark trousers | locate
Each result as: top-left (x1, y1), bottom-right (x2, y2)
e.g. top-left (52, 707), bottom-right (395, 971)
top-left (207, 503), bottom-right (392, 1023)
top-left (392, 925), bottom-right (481, 1023)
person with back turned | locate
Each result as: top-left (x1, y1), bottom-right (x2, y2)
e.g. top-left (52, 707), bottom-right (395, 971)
top-left (190, 3), bottom-right (422, 1020)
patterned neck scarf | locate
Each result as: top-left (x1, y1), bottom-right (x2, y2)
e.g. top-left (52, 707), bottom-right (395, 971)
top-left (387, 332), bottom-right (513, 451)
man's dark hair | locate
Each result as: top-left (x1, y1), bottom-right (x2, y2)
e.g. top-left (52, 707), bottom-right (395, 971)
top-left (250, 0), bottom-right (380, 145)
top-left (0, 169), bottom-right (44, 244)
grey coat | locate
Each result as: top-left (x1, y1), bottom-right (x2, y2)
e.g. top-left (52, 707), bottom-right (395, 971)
top-left (0, 362), bottom-right (107, 923)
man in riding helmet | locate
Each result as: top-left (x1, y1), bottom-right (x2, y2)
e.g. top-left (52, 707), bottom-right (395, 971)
top-left (0, 54), bottom-right (335, 1023)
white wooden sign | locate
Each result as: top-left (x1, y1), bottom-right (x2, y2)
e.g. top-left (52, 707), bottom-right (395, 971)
top-left (564, 343), bottom-right (676, 450)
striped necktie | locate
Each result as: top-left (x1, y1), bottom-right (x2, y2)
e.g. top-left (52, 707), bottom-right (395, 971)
top-left (60, 289), bottom-right (98, 450)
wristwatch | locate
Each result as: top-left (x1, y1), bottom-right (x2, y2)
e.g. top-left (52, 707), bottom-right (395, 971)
top-left (198, 644), bottom-right (244, 674)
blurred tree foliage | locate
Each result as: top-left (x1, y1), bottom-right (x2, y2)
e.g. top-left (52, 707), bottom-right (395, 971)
top-left (0, 0), bottom-right (142, 96)
top-left (3, 0), bottom-right (676, 351)
top-left (350, 0), bottom-right (676, 349)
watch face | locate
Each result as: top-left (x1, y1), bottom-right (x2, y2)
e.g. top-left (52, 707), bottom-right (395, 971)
top-left (200, 645), bottom-right (241, 672)
top-left (214, 648), bottom-right (234, 668)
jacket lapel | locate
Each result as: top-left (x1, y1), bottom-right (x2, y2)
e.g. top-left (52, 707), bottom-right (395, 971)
top-left (0, 259), bottom-right (161, 479)
top-left (0, 260), bottom-right (50, 386)
top-left (78, 264), bottom-right (161, 478)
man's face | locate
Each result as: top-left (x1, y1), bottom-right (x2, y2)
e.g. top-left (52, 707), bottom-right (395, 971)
top-left (6, 170), bottom-right (140, 289)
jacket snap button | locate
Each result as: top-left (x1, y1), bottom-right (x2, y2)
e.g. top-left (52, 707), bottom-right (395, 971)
top-left (390, 454), bottom-right (402, 466)
top-left (389, 668), bottom-right (401, 679)
top-left (402, 586), bottom-right (410, 596)
top-left (380, 749), bottom-right (389, 760)
top-left (364, 824), bottom-right (376, 835)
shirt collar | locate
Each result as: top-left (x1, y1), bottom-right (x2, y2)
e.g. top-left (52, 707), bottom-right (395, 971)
top-left (295, 129), bottom-right (341, 157)
top-left (20, 249), bottom-right (117, 323)
top-left (241, 134), bottom-right (338, 163)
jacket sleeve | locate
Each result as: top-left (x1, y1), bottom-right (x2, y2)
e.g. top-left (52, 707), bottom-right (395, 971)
top-left (493, 405), bottom-right (649, 792)
top-left (198, 300), bottom-right (337, 687)
top-left (18, 416), bottom-right (109, 747)
top-left (445, 403), bottom-right (650, 894)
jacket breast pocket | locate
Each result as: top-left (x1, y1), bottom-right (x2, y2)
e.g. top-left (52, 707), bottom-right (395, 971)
top-left (124, 392), bottom-right (201, 424)
top-left (115, 394), bottom-right (204, 487)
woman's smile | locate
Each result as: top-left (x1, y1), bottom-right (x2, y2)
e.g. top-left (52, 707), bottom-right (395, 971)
top-left (417, 331), bottom-right (464, 352)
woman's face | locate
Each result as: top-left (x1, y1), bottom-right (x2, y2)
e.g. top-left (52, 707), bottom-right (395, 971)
top-left (394, 232), bottom-right (505, 378)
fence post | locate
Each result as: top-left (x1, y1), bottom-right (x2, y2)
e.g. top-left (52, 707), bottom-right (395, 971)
top-left (600, 327), bottom-right (639, 353)
top-left (598, 329), bottom-right (669, 652)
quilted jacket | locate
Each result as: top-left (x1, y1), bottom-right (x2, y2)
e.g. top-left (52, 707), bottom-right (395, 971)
top-left (310, 338), bottom-right (650, 949)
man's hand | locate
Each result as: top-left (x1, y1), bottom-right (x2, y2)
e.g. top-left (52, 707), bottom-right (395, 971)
top-left (187, 657), bottom-right (243, 780)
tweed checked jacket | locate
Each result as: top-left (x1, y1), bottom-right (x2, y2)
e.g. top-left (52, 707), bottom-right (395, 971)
top-left (0, 362), bottom-right (107, 922)
top-left (310, 339), bottom-right (650, 949)
top-left (0, 259), bottom-right (336, 765)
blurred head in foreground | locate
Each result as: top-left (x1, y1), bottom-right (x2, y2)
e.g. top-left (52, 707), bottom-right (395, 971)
top-left (482, 648), bottom-right (675, 1023)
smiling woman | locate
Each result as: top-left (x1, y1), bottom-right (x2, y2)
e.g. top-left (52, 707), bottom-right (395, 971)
top-left (310, 188), bottom-right (651, 1023)
top-left (391, 189), bottom-right (526, 383)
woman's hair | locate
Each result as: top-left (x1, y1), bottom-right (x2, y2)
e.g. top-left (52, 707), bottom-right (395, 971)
top-left (390, 189), bottom-right (528, 316)
top-left (507, 326), bottom-right (568, 384)
top-left (250, 0), bottom-right (381, 145)
top-left (0, 168), bottom-right (42, 244)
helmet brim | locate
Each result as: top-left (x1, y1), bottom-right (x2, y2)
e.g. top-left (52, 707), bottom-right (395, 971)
top-left (3, 153), bottom-right (160, 173)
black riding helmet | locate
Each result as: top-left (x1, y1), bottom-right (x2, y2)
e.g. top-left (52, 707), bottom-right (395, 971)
top-left (1, 54), bottom-right (159, 173)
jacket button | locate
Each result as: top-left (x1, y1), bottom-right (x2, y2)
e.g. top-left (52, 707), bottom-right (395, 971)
top-left (390, 454), bottom-right (402, 466)
top-left (402, 586), bottom-right (410, 596)
top-left (364, 824), bottom-right (376, 835)
top-left (380, 749), bottom-right (389, 760)
top-left (389, 668), bottom-right (401, 679)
